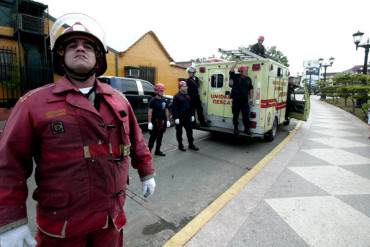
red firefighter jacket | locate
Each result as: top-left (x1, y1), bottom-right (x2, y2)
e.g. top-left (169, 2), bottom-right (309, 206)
top-left (0, 77), bottom-right (155, 238)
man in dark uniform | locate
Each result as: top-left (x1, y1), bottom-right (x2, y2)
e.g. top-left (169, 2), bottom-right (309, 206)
top-left (229, 63), bottom-right (254, 135)
top-left (250, 35), bottom-right (266, 57)
top-left (186, 66), bottom-right (207, 126)
top-left (172, 81), bottom-right (199, 151)
top-left (147, 83), bottom-right (171, 156)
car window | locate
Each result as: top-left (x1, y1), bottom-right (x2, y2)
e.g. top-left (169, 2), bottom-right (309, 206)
top-left (99, 77), bottom-right (139, 95)
top-left (98, 77), bottom-right (110, 84)
top-left (120, 79), bottom-right (138, 94)
top-left (141, 80), bottom-right (155, 96)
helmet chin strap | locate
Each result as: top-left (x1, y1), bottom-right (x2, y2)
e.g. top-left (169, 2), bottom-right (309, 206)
top-left (64, 65), bottom-right (96, 82)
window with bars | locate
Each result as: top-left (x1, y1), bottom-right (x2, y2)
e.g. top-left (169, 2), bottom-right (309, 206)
top-left (124, 66), bottom-right (156, 84)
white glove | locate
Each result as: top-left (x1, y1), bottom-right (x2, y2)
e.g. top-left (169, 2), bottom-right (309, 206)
top-left (0, 225), bottom-right (36, 247)
top-left (166, 121), bottom-right (171, 128)
top-left (142, 177), bottom-right (156, 198)
top-left (191, 116), bottom-right (195, 122)
top-left (175, 119), bottom-right (180, 125)
top-left (148, 122), bottom-right (153, 130)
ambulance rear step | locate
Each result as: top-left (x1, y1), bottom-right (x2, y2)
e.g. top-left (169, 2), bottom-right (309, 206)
top-left (194, 125), bottom-right (263, 138)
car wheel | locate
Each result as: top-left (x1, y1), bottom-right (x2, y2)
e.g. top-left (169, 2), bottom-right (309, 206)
top-left (264, 117), bottom-right (278, 142)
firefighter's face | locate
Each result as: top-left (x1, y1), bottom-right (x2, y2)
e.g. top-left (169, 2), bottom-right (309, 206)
top-left (180, 85), bottom-right (187, 93)
top-left (188, 72), bottom-right (195, 77)
top-left (64, 39), bottom-right (96, 73)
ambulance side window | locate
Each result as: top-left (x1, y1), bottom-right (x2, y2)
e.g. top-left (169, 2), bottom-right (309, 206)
top-left (277, 68), bottom-right (283, 77)
top-left (211, 74), bottom-right (224, 88)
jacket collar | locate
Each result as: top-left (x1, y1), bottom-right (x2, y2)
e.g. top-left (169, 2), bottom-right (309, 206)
top-left (52, 76), bottom-right (114, 95)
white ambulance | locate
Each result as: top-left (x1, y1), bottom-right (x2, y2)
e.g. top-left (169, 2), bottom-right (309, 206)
top-left (194, 49), bottom-right (309, 141)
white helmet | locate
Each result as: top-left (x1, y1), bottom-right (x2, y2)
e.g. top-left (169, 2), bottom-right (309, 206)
top-left (50, 13), bottom-right (108, 76)
top-left (186, 66), bottom-right (196, 73)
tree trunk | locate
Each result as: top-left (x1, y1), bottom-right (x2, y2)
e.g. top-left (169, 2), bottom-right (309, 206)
top-left (351, 97), bottom-right (355, 113)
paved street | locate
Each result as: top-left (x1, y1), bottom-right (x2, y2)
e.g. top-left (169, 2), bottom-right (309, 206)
top-left (24, 111), bottom-right (296, 246)
top-left (183, 96), bottom-right (370, 247)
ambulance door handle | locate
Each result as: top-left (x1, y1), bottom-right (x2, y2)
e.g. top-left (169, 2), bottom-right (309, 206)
top-left (225, 91), bottom-right (230, 96)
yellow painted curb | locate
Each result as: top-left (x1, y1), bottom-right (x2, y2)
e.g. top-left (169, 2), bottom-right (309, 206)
top-left (163, 122), bottom-right (302, 247)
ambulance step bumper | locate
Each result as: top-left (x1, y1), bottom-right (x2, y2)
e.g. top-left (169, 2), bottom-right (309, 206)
top-left (194, 126), bottom-right (263, 137)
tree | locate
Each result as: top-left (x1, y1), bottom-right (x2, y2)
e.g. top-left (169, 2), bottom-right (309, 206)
top-left (265, 46), bottom-right (289, 67)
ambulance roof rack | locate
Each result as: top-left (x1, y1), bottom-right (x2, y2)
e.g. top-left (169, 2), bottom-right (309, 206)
top-left (218, 48), bottom-right (266, 61)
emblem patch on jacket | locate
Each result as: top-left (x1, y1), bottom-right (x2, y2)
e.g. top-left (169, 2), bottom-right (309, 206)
top-left (51, 121), bottom-right (65, 135)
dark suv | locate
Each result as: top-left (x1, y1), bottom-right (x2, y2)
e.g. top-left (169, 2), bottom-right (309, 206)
top-left (98, 76), bottom-right (172, 125)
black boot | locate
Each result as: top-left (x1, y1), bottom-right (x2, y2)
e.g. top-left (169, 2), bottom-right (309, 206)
top-left (178, 144), bottom-right (186, 151)
top-left (200, 121), bottom-right (210, 127)
top-left (233, 125), bottom-right (239, 135)
top-left (188, 144), bottom-right (199, 151)
top-left (155, 150), bottom-right (166, 156)
top-left (244, 128), bottom-right (251, 135)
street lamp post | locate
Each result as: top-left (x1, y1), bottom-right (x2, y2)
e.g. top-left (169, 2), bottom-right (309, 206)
top-left (318, 57), bottom-right (335, 82)
top-left (318, 57), bottom-right (335, 100)
top-left (352, 31), bottom-right (370, 74)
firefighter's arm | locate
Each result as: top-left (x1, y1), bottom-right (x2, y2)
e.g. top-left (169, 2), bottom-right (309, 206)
top-left (148, 107), bottom-right (153, 123)
top-left (0, 100), bottom-right (34, 234)
top-left (230, 60), bottom-right (238, 72)
top-left (147, 108), bottom-right (153, 130)
top-left (127, 104), bottom-right (155, 181)
top-left (249, 80), bottom-right (254, 104)
top-left (171, 96), bottom-right (179, 120)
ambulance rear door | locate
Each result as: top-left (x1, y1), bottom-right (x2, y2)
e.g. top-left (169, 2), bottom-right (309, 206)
top-left (206, 68), bottom-right (232, 128)
top-left (288, 84), bottom-right (311, 121)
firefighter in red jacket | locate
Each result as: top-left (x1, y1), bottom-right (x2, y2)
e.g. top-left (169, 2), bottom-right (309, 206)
top-left (0, 13), bottom-right (156, 246)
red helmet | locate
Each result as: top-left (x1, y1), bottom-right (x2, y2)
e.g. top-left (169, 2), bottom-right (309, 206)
top-left (238, 66), bottom-right (248, 72)
top-left (178, 81), bottom-right (187, 88)
top-left (258, 35), bottom-right (265, 41)
top-left (50, 13), bottom-right (108, 76)
top-left (154, 83), bottom-right (165, 92)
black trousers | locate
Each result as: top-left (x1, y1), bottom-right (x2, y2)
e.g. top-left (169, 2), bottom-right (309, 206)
top-left (175, 119), bottom-right (194, 147)
top-left (148, 120), bottom-right (166, 152)
top-left (232, 98), bottom-right (250, 130)
top-left (191, 97), bottom-right (205, 124)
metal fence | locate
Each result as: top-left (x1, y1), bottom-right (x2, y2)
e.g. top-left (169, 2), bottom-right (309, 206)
top-left (0, 46), bottom-right (52, 108)
top-left (0, 47), bottom-right (20, 107)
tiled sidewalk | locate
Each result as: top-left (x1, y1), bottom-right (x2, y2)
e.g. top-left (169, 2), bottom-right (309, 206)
top-left (186, 97), bottom-right (370, 247)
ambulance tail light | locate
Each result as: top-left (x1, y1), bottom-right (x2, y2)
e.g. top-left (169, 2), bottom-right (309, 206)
top-left (250, 112), bottom-right (256, 118)
top-left (199, 67), bottom-right (206, 73)
top-left (256, 88), bottom-right (260, 100)
top-left (250, 121), bottom-right (257, 128)
top-left (252, 64), bottom-right (261, 71)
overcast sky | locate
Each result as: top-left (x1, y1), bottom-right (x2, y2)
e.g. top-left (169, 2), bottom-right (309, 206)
top-left (38, 0), bottom-right (370, 75)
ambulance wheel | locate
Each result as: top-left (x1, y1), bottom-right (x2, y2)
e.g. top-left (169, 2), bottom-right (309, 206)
top-left (265, 118), bottom-right (278, 142)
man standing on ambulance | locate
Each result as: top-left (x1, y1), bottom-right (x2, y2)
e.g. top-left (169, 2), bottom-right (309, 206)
top-left (250, 36), bottom-right (266, 57)
top-left (229, 62), bottom-right (254, 135)
top-left (0, 13), bottom-right (155, 246)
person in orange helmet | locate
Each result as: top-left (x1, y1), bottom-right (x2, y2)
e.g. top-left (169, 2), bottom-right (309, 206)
top-left (147, 83), bottom-right (171, 156)
top-left (229, 63), bottom-right (254, 135)
top-left (250, 35), bottom-right (266, 57)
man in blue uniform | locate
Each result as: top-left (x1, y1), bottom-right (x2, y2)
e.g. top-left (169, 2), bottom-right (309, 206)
top-left (147, 83), bottom-right (171, 156)
top-left (172, 81), bottom-right (199, 151)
